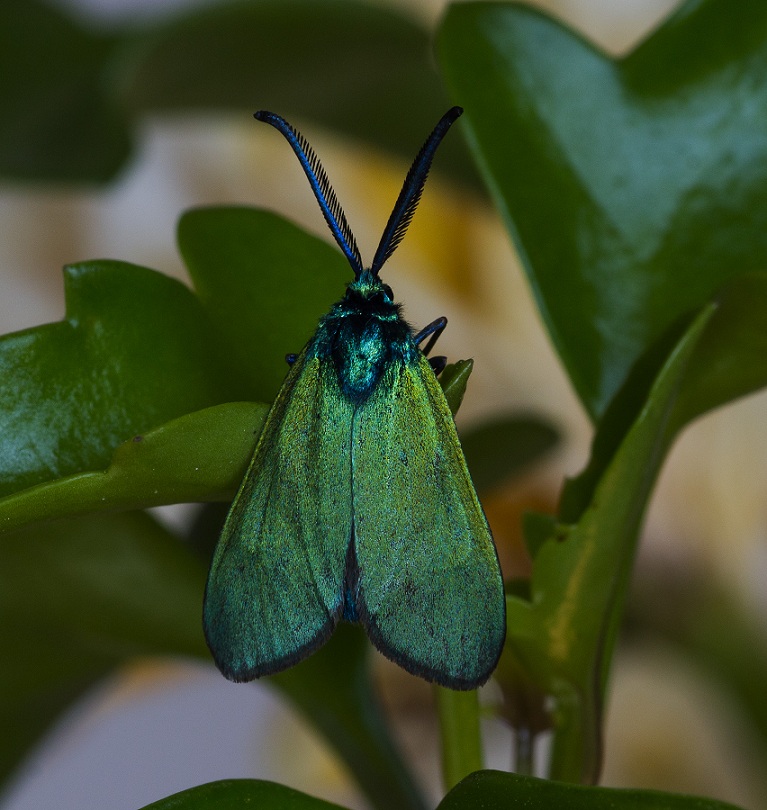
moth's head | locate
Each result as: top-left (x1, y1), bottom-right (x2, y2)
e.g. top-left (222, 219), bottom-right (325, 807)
top-left (344, 268), bottom-right (396, 312)
top-left (253, 107), bottom-right (462, 305)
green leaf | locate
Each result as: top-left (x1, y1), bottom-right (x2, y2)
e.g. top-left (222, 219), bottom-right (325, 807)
top-left (501, 304), bottom-right (716, 782)
top-left (440, 359), bottom-right (473, 415)
top-left (0, 403), bottom-right (269, 534)
top-left (0, 260), bottom-right (237, 499)
top-left (178, 207), bottom-right (351, 402)
top-left (0, 511), bottom-right (207, 784)
top-left (140, 779), bottom-right (348, 810)
top-left (0, 0), bottom-right (130, 182)
top-left (118, 0), bottom-right (477, 189)
top-left (438, 770), bottom-right (747, 810)
top-left (560, 272), bottom-right (767, 523)
top-left (460, 415), bottom-right (558, 493)
top-left (438, 0), bottom-right (767, 419)
top-left (0, 0), bottom-right (478, 188)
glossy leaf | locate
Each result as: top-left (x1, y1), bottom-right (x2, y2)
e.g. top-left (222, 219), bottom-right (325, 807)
top-left (438, 0), bottom-right (767, 419)
top-left (0, 260), bottom-right (237, 499)
top-left (178, 207), bottom-right (352, 402)
top-left (438, 770), bottom-right (747, 810)
top-left (0, 511), bottom-right (207, 783)
top-left (0, 403), bottom-right (268, 534)
top-left (140, 779), bottom-right (347, 810)
top-left (0, 0), bottom-right (130, 182)
top-left (503, 304), bottom-right (716, 782)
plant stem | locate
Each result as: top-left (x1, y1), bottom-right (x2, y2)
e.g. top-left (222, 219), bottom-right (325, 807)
top-left (434, 686), bottom-right (483, 792)
top-left (514, 726), bottom-right (534, 776)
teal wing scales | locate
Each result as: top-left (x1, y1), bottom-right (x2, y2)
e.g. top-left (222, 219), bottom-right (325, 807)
top-left (352, 354), bottom-right (506, 690)
top-left (204, 350), bottom-right (354, 681)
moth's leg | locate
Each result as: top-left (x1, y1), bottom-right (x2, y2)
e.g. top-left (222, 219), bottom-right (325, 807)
top-left (414, 316), bottom-right (447, 357)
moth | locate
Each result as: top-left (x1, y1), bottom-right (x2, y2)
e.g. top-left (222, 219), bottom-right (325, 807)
top-left (203, 107), bottom-right (505, 689)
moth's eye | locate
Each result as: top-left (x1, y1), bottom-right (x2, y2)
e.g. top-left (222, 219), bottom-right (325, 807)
top-left (382, 284), bottom-right (394, 301)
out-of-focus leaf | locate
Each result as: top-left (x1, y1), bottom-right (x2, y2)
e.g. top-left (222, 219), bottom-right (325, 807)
top-left (271, 627), bottom-right (427, 810)
top-left (117, 0), bottom-right (477, 189)
top-left (438, 0), bottom-right (767, 419)
top-left (0, 403), bottom-right (268, 534)
top-left (140, 779), bottom-right (348, 810)
top-left (460, 415), bottom-right (558, 493)
top-left (0, 260), bottom-right (237, 499)
top-left (178, 207), bottom-right (351, 402)
top-left (438, 770), bottom-right (747, 810)
top-left (0, 0), bottom-right (130, 182)
top-left (0, 0), bottom-right (478, 188)
top-left (0, 511), bottom-right (207, 784)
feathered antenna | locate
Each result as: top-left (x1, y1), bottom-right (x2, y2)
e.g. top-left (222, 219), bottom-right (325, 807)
top-left (255, 111), bottom-right (364, 278)
top-left (370, 107), bottom-right (463, 277)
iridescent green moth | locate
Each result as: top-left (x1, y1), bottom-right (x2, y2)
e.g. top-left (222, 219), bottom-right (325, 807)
top-left (203, 107), bottom-right (506, 690)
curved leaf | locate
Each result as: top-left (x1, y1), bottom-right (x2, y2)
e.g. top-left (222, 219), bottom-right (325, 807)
top-left (438, 770), bottom-right (746, 810)
top-left (140, 779), bottom-right (347, 810)
top-left (503, 304), bottom-right (716, 782)
top-left (0, 260), bottom-right (236, 499)
top-left (178, 207), bottom-right (351, 402)
top-left (0, 403), bottom-right (268, 534)
top-left (438, 0), bottom-right (767, 419)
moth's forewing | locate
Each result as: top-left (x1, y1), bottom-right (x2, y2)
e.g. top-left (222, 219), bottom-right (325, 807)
top-left (203, 349), bottom-right (354, 681)
top-left (351, 354), bottom-right (506, 689)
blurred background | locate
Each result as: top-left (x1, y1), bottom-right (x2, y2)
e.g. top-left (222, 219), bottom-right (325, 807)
top-left (1, 0), bottom-right (766, 808)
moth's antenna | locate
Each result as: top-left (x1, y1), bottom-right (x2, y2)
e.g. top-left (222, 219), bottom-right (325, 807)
top-left (370, 107), bottom-right (463, 277)
top-left (255, 111), bottom-right (364, 278)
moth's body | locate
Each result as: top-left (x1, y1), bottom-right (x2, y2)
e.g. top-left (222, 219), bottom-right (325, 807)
top-left (204, 107), bottom-right (506, 690)
top-left (315, 270), bottom-right (412, 404)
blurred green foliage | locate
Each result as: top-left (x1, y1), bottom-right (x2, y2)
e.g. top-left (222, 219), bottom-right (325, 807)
top-left (1, 0), bottom-right (766, 808)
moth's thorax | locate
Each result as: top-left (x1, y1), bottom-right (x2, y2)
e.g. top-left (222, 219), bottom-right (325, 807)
top-left (313, 270), bottom-right (417, 404)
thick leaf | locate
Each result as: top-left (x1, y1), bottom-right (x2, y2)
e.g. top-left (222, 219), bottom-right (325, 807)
top-left (178, 207), bottom-right (352, 402)
top-left (438, 0), bottom-right (767, 419)
top-left (140, 779), bottom-right (347, 810)
top-left (502, 305), bottom-right (716, 782)
top-left (438, 770), bottom-right (747, 810)
top-left (560, 272), bottom-right (767, 522)
top-left (0, 511), bottom-right (207, 784)
top-left (0, 403), bottom-right (268, 534)
top-left (0, 0), bottom-right (130, 182)
top-left (460, 415), bottom-right (558, 493)
top-left (0, 260), bottom-right (237, 499)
